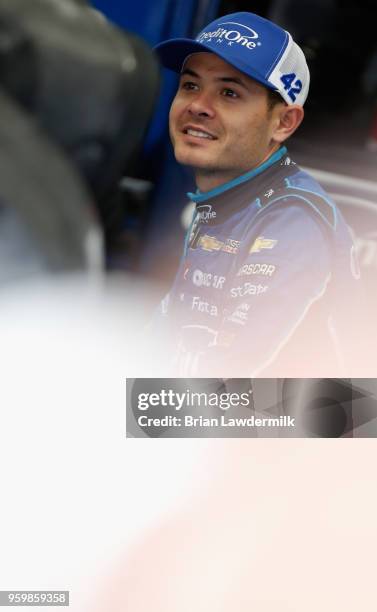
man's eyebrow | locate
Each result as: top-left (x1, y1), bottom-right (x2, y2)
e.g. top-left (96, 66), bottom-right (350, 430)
top-left (218, 76), bottom-right (250, 90)
top-left (180, 68), bottom-right (200, 78)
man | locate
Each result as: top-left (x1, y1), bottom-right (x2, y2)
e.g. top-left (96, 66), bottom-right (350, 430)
top-left (154, 11), bottom-right (361, 377)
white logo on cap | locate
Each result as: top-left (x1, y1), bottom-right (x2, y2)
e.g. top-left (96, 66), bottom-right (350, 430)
top-left (197, 21), bottom-right (259, 50)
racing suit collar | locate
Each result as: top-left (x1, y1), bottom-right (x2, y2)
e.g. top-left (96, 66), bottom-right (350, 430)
top-left (187, 145), bottom-right (288, 204)
top-left (187, 147), bottom-right (299, 225)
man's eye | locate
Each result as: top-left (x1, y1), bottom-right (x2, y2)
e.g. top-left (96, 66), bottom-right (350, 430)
top-left (222, 88), bottom-right (239, 98)
top-left (181, 81), bottom-right (198, 91)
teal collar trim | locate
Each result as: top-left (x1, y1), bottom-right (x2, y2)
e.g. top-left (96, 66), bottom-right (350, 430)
top-left (187, 146), bottom-right (288, 203)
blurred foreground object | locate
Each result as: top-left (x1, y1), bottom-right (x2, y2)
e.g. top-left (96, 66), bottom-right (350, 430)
top-left (0, 273), bottom-right (163, 611)
top-left (0, 0), bottom-right (159, 282)
top-left (89, 439), bottom-right (377, 612)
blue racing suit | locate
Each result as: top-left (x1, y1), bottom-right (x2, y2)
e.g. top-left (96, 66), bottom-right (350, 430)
top-left (160, 146), bottom-right (361, 377)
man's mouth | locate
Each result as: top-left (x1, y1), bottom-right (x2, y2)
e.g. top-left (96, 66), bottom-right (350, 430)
top-left (182, 126), bottom-right (217, 140)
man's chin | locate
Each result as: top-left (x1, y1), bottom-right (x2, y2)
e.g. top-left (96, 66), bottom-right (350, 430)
top-left (174, 148), bottom-right (216, 171)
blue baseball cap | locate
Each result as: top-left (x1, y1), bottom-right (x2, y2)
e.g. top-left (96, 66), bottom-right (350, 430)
top-left (154, 12), bottom-right (310, 105)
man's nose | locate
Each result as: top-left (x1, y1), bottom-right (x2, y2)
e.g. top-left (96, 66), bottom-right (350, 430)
top-left (187, 91), bottom-right (215, 118)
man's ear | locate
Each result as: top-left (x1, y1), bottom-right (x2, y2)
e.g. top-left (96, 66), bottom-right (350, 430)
top-left (272, 104), bottom-right (304, 144)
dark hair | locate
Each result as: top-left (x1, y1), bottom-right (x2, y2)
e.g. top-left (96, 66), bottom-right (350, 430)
top-left (266, 88), bottom-right (286, 112)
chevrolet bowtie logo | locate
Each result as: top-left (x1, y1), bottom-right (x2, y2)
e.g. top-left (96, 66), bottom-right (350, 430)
top-left (198, 235), bottom-right (223, 251)
top-left (249, 236), bottom-right (278, 254)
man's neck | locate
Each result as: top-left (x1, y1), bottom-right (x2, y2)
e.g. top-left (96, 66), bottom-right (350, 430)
top-left (194, 144), bottom-right (280, 193)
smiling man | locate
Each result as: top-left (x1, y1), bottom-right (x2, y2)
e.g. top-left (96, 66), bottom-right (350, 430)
top-left (169, 52), bottom-right (303, 191)
top-left (154, 12), bottom-right (362, 377)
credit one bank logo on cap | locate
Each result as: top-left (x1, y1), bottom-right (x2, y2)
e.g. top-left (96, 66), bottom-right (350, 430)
top-left (196, 21), bottom-right (261, 50)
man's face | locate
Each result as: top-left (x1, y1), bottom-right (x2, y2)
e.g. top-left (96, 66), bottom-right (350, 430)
top-left (169, 53), bottom-right (283, 189)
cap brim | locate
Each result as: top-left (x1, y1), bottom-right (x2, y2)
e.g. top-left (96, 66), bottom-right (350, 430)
top-left (153, 37), bottom-right (278, 95)
top-left (154, 38), bottom-right (213, 72)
